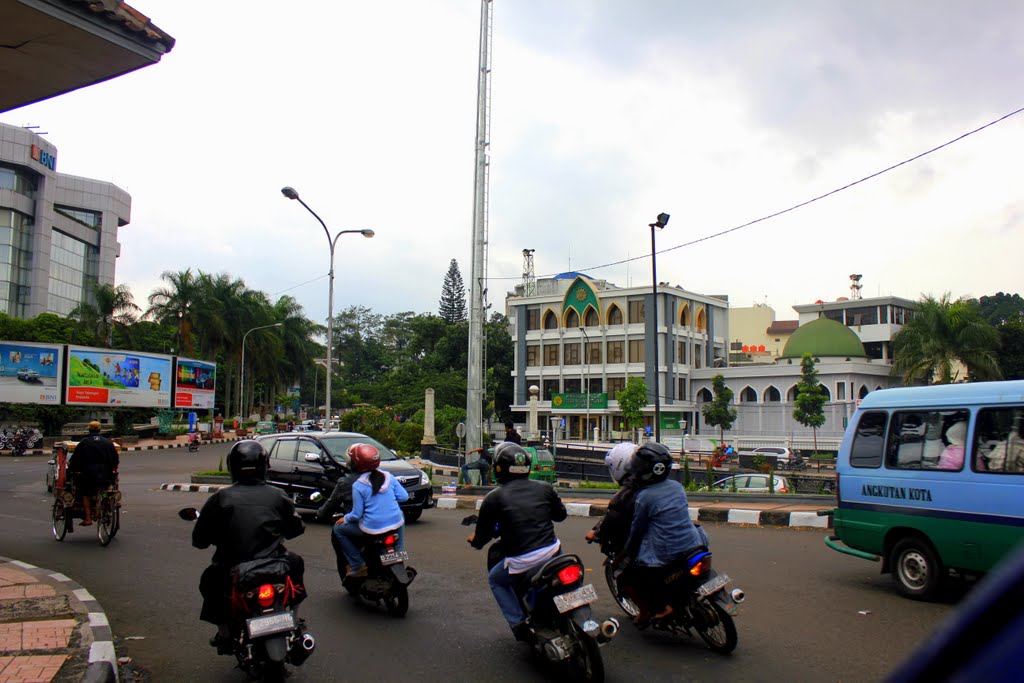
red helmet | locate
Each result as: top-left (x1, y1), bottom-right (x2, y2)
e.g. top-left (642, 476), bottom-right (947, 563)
top-left (348, 443), bottom-right (380, 472)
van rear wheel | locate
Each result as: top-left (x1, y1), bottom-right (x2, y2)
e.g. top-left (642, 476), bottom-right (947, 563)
top-left (891, 537), bottom-right (944, 601)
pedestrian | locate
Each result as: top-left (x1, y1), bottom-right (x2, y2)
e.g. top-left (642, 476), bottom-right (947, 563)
top-left (504, 421), bottom-right (522, 445)
top-left (461, 447), bottom-right (494, 486)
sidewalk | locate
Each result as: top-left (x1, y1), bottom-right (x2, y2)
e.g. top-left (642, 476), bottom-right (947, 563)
top-left (0, 557), bottom-right (115, 683)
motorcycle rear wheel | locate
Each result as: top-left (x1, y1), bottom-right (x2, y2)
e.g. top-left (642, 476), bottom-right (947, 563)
top-left (383, 583), bottom-right (409, 617)
top-left (694, 600), bottom-right (738, 654)
top-left (604, 563), bottom-right (639, 618)
top-left (564, 623), bottom-right (604, 683)
top-left (52, 502), bottom-right (68, 541)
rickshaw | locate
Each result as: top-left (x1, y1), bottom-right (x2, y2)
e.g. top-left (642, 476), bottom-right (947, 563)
top-left (50, 440), bottom-right (122, 546)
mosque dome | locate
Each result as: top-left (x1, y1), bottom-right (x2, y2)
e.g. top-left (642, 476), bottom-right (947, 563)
top-left (781, 316), bottom-right (867, 359)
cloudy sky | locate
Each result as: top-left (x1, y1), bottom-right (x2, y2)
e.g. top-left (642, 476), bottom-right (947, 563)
top-left (4, 1), bottom-right (1023, 325)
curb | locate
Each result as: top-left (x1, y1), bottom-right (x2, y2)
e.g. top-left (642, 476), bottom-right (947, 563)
top-left (160, 483), bottom-right (229, 493)
top-left (1, 436), bottom-right (242, 457)
top-left (0, 555), bottom-right (117, 683)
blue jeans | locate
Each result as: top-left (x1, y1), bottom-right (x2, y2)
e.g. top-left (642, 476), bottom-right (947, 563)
top-left (333, 521), bottom-right (405, 571)
top-left (488, 559), bottom-right (527, 628)
top-left (461, 460), bottom-right (490, 485)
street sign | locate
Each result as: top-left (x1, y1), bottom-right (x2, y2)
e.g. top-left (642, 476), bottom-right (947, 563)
top-left (456, 422), bottom-right (466, 439)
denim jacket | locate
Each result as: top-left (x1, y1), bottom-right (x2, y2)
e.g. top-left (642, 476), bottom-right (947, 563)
top-left (625, 479), bottom-right (704, 567)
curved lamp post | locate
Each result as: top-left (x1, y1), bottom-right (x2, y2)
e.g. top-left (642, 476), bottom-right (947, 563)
top-left (239, 322), bottom-right (282, 421)
top-left (649, 212), bottom-right (670, 441)
top-left (281, 187), bottom-right (374, 430)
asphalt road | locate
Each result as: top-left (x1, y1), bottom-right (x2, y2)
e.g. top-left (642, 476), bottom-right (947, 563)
top-left (1, 444), bottom-right (965, 682)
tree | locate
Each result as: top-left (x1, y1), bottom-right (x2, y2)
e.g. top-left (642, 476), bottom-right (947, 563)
top-left (617, 376), bottom-right (648, 438)
top-left (892, 293), bottom-right (1001, 384)
top-left (997, 317), bottom-right (1024, 380)
top-left (701, 374), bottom-right (737, 444)
top-left (793, 353), bottom-right (827, 455)
top-left (975, 292), bottom-right (1024, 326)
top-left (438, 259), bottom-right (467, 323)
top-left (69, 282), bottom-right (140, 348)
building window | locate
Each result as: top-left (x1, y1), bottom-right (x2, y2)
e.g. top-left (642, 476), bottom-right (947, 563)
top-left (679, 304), bottom-right (690, 326)
top-left (628, 339), bottom-right (644, 363)
top-left (586, 377), bottom-right (602, 393)
top-left (695, 307), bottom-right (707, 333)
top-left (55, 206), bottom-right (101, 230)
top-left (0, 210), bottom-right (34, 317)
top-left (543, 344), bottom-right (559, 366)
top-left (607, 340), bottom-right (624, 364)
top-left (564, 378), bottom-right (582, 393)
top-left (526, 308), bottom-right (540, 330)
top-left (0, 164), bottom-right (38, 199)
top-left (585, 341), bottom-right (601, 364)
top-left (564, 342), bottom-right (580, 365)
top-left (824, 309), bottom-right (844, 323)
top-left (584, 307), bottom-right (599, 327)
top-left (677, 341), bottom-right (687, 364)
top-left (740, 387), bottom-right (757, 402)
top-left (837, 383), bottom-right (846, 400)
top-left (677, 378), bottom-right (687, 400)
top-left (526, 344), bottom-right (539, 366)
top-left (694, 344), bottom-right (703, 369)
top-left (543, 310), bottom-right (558, 329)
top-left (565, 309), bottom-right (579, 328)
top-left (607, 305), bottom-right (623, 326)
top-left (764, 386), bottom-right (781, 402)
top-left (627, 299), bottom-right (645, 324)
top-left (607, 376), bottom-right (625, 398)
top-left (47, 229), bottom-right (99, 317)
top-left (542, 379), bottom-right (559, 400)
top-left (846, 306), bottom-right (879, 326)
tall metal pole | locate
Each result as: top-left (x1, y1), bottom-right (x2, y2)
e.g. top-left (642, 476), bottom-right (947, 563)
top-left (580, 327), bottom-right (590, 448)
top-left (649, 213), bottom-right (670, 442)
top-left (466, 0), bottom-right (494, 454)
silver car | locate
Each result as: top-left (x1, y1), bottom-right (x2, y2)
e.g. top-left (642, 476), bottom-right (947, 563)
top-left (705, 474), bottom-right (792, 493)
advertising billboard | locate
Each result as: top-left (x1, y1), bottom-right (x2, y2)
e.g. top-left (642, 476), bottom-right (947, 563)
top-left (66, 346), bottom-right (172, 407)
top-left (174, 358), bottom-right (217, 409)
top-left (0, 341), bottom-right (63, 405)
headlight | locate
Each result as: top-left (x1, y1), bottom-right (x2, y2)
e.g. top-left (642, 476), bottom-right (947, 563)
top-left (419, 471), bottom-right (430, 486)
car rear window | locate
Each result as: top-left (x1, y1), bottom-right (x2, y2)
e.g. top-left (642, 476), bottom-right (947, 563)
top-left (535, 449), bottom-right (554, 463)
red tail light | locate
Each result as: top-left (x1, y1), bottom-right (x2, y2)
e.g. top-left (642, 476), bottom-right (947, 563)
top-left (257, 584), bottom-right (276, 608)
top-left (383, 534), bottom-right (397, 546)
top-left (778, 486), bottom-right (788, 493)
top-left (690, 560), bottom-right (710, 576)
top-left (557, 565), bottom-right (582, 585)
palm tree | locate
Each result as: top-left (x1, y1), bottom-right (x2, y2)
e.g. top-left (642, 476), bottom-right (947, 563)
top-left (892, 293), bottom-right (1002, 384)
top-left (146, 269), bottom-right (203, 356)
top-left (69, 283), bottom-right (141, 348)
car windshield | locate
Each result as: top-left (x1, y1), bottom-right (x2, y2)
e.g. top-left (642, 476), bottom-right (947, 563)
top-left (319, 435), bottom-right (399, 464)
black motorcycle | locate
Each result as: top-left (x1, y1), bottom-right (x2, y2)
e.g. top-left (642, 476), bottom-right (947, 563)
top-left (179, 508), bottom-right (315, 682)
top-left (601, 544), bottom-right (744, 655)
top-left (464, 515), bottom-right (617, 683)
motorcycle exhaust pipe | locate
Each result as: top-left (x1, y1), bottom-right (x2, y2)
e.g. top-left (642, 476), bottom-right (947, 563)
top-left (597, 618), bottom-right (619, 643)
top-left (731, 588), bottom-right (745, 604)
top-left (288, 633), bottom-right (316, 666)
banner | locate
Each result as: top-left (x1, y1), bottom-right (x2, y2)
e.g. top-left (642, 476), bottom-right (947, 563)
top-left (174, 357), bottom-right (217, 409)
top-left (66, 346), bottom-right (172, 407)
top-left (0, 341), bottom-right (63, 405)
top-left (551, 392), bottom-right (609, 410)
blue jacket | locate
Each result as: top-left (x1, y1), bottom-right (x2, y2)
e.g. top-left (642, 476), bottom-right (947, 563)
top-left (344, 470), bottom-right (409, 534)
top-left (625, 479), bottom-right (704, 567)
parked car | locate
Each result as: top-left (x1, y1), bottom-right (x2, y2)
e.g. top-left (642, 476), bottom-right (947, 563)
top-left (703, 473), bottom-right (792, 493)
top-left (750, 446), bottom-right (793, 464)
top-left (254, 431), bottom-right (434, 522)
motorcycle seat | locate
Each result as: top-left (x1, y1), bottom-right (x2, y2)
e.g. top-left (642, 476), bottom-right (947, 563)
top-left (530, 553), bottom-right (582, 587)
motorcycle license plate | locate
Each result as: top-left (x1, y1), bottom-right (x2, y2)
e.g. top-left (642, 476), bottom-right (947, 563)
top-left (553, 583), bottom-right (597, 613)
top-left (246, 611), bottom-right (295, 638)
top-left (697, 573), bottom-right (730, 597)
top-left (379, 550), bottom-right (409, 566)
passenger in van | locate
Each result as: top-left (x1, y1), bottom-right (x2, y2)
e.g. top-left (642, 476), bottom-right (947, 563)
top-left (937, 421), bottom-right (967, 470)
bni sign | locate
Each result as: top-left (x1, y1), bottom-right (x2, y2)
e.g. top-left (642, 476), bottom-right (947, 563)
top-left (30, 144), bottom-right (56, 171)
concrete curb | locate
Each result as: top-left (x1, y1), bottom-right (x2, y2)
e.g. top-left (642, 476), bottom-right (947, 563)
top-left (160, 483), bottom-right (229, 493)
top-left (1, 436), bottom-right (243, 457)
top-left (0, 555), bottom-right (118, 683)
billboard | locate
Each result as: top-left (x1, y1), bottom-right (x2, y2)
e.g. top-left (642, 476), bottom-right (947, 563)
top-left (0, 341), bottom-right (63, 405)
top-left (174, 357), bottom-right (217, 409)
top-left (66, 346), bottom-right (173, 407)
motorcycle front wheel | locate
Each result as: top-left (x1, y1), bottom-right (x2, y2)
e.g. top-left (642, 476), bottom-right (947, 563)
top-left (564, 622), bottom-right (604, 683)
top-left (694, 600), bottom-right (738, 654)
top-left (604, 562), bottom-right (639, 618)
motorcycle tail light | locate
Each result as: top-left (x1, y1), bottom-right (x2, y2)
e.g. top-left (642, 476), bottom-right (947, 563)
top-left (257, 584), bottom-right (276, 608)
top-left (384, 534), bottom-right (397, 546)
top-left (690, 558), bottom-right (711, 576)
top-left (557, 565), bottom-right (582, 585)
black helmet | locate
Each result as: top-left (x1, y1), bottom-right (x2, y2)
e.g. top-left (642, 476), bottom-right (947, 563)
top-left (628, 442), bottom-right (673, 486)
top-left (228, 439), bottom-right (269, 482)
top-left (492, 442), bottom-right (531, 483)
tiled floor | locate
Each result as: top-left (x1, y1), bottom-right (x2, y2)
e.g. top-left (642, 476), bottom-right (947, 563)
top-left (0, 654), bottom-right (69, 683)
top-left (0, 566), bottom-right (74, 683)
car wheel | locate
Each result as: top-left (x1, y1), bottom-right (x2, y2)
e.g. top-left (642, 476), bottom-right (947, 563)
top-left (891, 536), bottom-right (945, 600)
top-left (403, 508), bottom-right (423, 523)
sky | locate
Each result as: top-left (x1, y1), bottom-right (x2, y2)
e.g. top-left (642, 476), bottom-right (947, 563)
top-left (4, 0), bottom-right (1023, 326)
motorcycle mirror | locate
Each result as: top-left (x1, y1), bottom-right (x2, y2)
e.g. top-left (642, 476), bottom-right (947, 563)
top-left (178, 507), bottom-right (199, 521)
top-left (460, 514), bottom-right (478, 526)
top-left (309, 491), bottom-right (324, 503)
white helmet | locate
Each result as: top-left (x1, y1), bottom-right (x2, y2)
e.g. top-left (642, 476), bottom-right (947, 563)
top-left (605, 442), bottom-right (637, 484)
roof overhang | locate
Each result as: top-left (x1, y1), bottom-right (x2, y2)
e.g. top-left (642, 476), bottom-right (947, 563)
top-left (0, 0), bottom-right (175, 113)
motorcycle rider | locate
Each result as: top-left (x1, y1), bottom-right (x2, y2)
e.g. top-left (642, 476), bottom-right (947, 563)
top-left (584, 442), bottom-right (639, 555)
top-left (333, 443), bottom-right (409, 579)
top-left (620, 442), bottom-right (707, 626)
top-left (66, 421), bottom-right (119, 526)
top-left (192, 440), bottom-right (306, 649)
top-left (468, 442), bottom-right (567, 642)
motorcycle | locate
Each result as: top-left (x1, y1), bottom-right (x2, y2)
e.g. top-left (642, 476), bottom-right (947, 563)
top-left (0, 426), bottom-right (42, 457)
top-left (310, 492), bottom-right (416, 617)
top-left (187, 432), bottom-right (201, 452)
top-left (464, 514), bottom-right (617, 683)
top-left (599, 542), bottom-right (744, 655)
top-left (178, 507), bottom-right (315, 682)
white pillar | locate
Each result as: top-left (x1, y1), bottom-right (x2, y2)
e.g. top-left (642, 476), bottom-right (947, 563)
top-left (422, 388), bottom-right (437, 445)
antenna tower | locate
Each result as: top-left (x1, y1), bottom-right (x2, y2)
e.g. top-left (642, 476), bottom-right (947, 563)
top-left (522, 248), bottom-right (536, 296)
top-left (849, 274), bottom-right (863, 300)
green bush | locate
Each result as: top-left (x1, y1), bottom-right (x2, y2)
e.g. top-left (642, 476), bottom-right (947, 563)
top-left (577, 481), bottom-right (620, 490)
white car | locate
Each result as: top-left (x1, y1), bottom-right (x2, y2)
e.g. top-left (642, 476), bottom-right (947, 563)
top-left (705, 474), bottom-right (792, 493)
top-left (750, 446), bottom-right (793, 464)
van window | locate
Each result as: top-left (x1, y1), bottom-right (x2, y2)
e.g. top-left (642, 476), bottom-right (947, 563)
top-left (851, 411), bottom-right (887, 468)
top-left (974, 407), bottom-right (1024, 474)
top-left (272, 439), bottom-right (298, 462)
top-left (534, 449), bottom-right (554, 463)
top-left (887, 410), bottom-right (969, 470)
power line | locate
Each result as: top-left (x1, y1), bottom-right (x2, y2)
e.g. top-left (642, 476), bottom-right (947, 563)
top-left (271, 273), bottom-right (328, 297)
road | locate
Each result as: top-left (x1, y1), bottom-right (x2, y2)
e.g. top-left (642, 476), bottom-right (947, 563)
top-left (0, 445), bottom-right (964, 682)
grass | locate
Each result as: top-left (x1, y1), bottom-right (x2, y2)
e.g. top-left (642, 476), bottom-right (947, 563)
top-left (195, 470), bottom-right (229, 476)
top-left (576, 481), bottom-right (620, 490)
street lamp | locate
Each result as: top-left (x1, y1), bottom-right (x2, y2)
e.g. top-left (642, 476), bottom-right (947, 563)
top-left (282, 186), bottom-right (374, 431)
top-left (649, 212), bottom-right (670, 442)
top-left (580, 326), bottom-right (591, 449)
top-left (239, 322), bottom-right (282, 421)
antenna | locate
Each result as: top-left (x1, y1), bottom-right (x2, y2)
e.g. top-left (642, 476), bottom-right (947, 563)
top-left (849, 274), bottom-right (863, 300)
top-left (522, 248), bottom-right (536, 296)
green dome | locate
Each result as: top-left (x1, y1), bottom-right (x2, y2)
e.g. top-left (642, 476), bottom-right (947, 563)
top-left (781, 317), bottom-right (866, 359)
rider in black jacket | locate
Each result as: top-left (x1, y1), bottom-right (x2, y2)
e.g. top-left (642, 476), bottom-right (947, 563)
top-left (469, 442), bottom-right (567, 641)
top-left (192, 440), bottom-right (306, 647)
